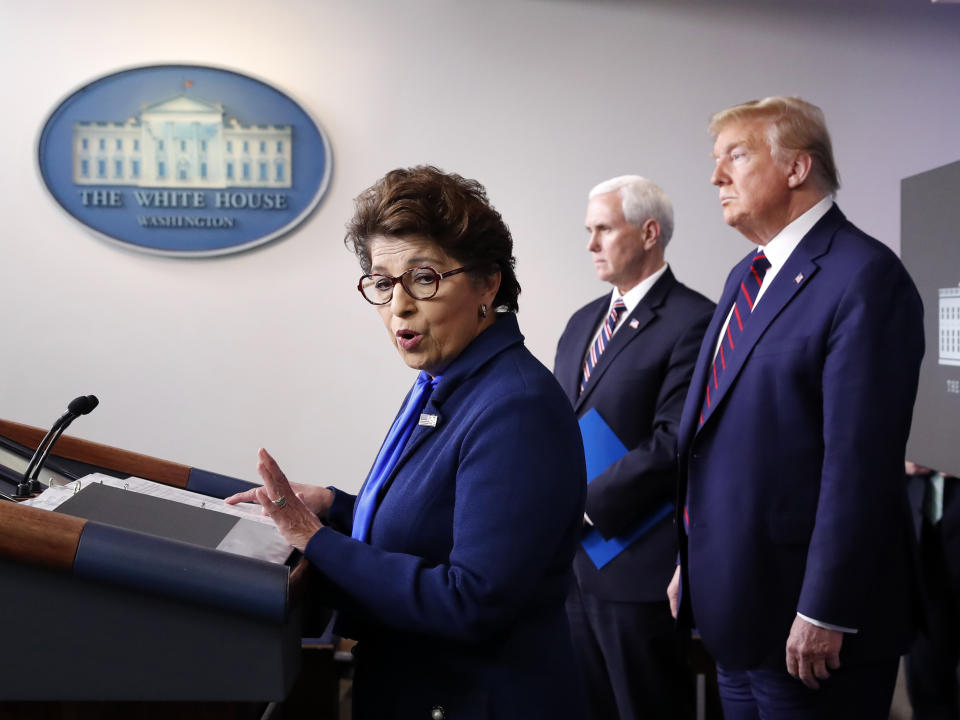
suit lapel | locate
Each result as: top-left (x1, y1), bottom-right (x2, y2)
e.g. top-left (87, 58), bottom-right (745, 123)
top-left (695, 208), bottom-right (840, 434)
top-left (363, 398), bottom-right (442, 517)
top-left (575, 303), bottom-right (654, 410)
top-left (394, 399), bottom-right (442, 469)
top-left (559, 296), bottom-right (609, 403)
top-left (679, 267), bottom-right (743, 447)
top-left (575, 270), bottom-right (676, 411)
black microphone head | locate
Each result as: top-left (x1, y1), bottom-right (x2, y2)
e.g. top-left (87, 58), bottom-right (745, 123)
top-left (67, 395), bottom-right (99, 416)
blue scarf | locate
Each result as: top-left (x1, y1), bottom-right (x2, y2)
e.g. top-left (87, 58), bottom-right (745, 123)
top-left (351, 371), bottom-right (440, 543)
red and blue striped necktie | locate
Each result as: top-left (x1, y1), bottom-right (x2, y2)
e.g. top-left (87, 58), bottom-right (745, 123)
top-left (698, 251), bottom-right (771, 426)
top-left (580, 298), bottom-right (626, 394)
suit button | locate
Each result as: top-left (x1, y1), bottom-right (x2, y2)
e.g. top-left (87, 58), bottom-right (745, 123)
top-left (432, 706), bottom-right (446, 720)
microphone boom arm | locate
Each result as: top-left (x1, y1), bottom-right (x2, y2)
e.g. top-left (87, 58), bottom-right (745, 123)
top-left (16, 395), bottom-right (99, 498)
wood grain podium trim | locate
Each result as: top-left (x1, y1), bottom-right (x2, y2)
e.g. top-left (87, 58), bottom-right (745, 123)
top-left (0, 502), bottom-right (86, 571)
top-left (0, 419), bottom-right (191, 488)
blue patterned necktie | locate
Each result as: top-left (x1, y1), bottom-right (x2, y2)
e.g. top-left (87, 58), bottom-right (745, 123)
top-left (698, 251), bottom-right (771, 426)
top-left (580, 298), bottom-right (627, 394)
top-left (352, 371), bottom-right (440, 543)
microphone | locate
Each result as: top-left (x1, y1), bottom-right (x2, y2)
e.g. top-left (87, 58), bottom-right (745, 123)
top-left (32, 396), bottom-right (99, 482)
top-left (17, 395), bottom-right (99, 498)
top-left (67, 395), bottom-right (99, 416)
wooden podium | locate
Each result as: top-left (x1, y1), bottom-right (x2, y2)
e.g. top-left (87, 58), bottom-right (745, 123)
top-left (0, 419), bottom-right (329, 717)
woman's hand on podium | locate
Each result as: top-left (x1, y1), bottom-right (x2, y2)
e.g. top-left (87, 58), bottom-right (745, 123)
top-left (225, 447), bottom-right (326, 552)
top-left (225, 455), bottom-right (334, 518)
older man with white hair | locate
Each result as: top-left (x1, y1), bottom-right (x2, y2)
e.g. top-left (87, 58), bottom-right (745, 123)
top-left (554, 175), bottom-right (714, 719)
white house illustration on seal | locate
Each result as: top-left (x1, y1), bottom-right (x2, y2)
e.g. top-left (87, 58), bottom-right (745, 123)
top-left (940, 286), bottom-right (960, 367)
top-left (73, 94), bottom-right (292, 189)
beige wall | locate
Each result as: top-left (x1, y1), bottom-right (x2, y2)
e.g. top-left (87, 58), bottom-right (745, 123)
top-left (2, 0), bottom-right (959, 491)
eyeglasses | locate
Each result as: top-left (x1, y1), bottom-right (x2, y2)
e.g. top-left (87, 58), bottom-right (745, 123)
top-left (357, 265), bottom-right (472, 305)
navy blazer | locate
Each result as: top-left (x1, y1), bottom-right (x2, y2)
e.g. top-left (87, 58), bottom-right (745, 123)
top-left (304, 313), bottom-right (588, 719)
top-left (676, 205), bottom-right (924, 670)
top-left (554, 268), bottom-right (714, 601)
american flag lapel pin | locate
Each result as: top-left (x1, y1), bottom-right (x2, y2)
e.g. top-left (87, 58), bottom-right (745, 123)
top-left (419, 413), bottom-right (438, 427)
top-left (794, 272), bottom-right (804, 284)
top-left (629, 318), bottom-right (640, 329)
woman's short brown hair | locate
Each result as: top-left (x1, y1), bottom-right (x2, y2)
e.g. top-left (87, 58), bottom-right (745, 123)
top-left (344, 166), bottom-right (521, 312)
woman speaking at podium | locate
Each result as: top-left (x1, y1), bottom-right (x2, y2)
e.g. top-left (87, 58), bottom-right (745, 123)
top-left (227, 166), bottom-right (587, 719)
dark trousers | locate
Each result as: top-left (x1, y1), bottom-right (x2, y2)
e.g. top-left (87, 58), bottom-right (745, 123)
top-left (715, 658), bottom-right (898, 720)
top-left (566, 583), bottom-right (694, 720)
top-left (907, 517), bottom-right (960, 720)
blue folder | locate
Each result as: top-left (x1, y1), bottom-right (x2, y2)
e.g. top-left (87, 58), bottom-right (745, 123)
top-left (579, 408), bottom-right (674, 569)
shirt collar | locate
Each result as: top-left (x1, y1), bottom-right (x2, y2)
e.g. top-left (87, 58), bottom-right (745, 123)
top-left (759, 195), bottom-right (834, 272)
top-left (609, 262), bottom-right (669, 316)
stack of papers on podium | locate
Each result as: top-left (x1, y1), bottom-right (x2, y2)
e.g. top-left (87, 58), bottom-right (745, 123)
top-left (24, 473), bottom-right (291, 564)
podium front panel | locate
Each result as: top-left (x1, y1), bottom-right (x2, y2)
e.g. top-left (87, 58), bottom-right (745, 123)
top-left (0, 558), bottom-right (301, 701)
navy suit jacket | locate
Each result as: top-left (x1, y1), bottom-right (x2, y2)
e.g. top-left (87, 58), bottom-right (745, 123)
top-left (304, 313), bottom-right (588, 719)
top-left (676, 205), bottom-right (924, 670)
top-left (555, 268), bottom-right (714, 601)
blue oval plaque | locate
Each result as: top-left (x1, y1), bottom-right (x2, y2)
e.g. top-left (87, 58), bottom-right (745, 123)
top-left (37, 64), bottom-right (332, 257)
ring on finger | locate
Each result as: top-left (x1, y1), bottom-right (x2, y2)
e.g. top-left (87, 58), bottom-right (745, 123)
top-left (272, 495), bottom-right (287, 509)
